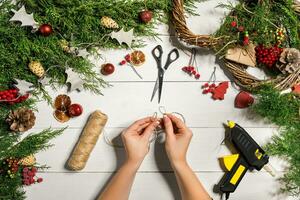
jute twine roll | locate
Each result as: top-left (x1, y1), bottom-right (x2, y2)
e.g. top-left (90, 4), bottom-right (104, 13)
top-left (67, 110), bottom-right (108, 171)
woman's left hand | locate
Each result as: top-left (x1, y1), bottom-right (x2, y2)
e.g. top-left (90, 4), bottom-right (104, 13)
top-left (122, 117), bottom-right (160, 167)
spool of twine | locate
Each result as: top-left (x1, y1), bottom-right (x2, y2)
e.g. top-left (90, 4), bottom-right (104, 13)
top-left (67, 110), bottom-right (108, 171)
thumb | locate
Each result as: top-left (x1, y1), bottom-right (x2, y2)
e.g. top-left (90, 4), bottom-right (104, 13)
top-left (163, 115), bottom-right (174, 140)
top-left (143, 120), bottom-right (160, 140)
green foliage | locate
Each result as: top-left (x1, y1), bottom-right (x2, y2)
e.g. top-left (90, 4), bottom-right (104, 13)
top-left (252, 85), bottom-right (300, 196)
top-left (214, 0), bottom-right (300, 54)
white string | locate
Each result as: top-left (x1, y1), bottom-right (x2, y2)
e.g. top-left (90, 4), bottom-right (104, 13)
top-left (103, 106), bottom-right (187, 148)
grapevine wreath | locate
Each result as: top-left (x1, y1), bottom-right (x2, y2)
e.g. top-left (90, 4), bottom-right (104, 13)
top-left (172, 0), bottom-right (300, 90)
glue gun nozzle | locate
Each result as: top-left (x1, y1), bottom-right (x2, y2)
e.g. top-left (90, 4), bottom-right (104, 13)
top-left (227, 120), bottom-right (236, 129)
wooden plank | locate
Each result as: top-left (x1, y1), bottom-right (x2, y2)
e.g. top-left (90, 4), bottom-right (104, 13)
top-left (25, 172), bottom-right (296, 200)
top-left (35, 82), bottom-right (272, 128)
top-left (30, 127), bottom-right (285, 172)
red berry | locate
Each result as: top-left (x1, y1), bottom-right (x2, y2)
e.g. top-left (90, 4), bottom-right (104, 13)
top-left (37, 178), bottom-right (43, 183)
top-left (238, 26), bottom-right (244, 32)
top-left (210, 83), bottom-right (216, 88)
top-left (203, 89), bottom-right (209, 94)
top-left (192, 70), bottom-right (196, 75)
top-left (68, 103), bottom-right (83, 117)
top-left (101, 63), bottom-right (115, 75)
top-left (23, 167), bottom-right (29, 173)
top-left (139, 10), bottom-right (153, 23)
top-left (125, 54), bottom-right (131, 62)
top-left (31, 167), bottom-right (37, 173)
top-left (231, 21), bottom-right (237, 27)
top-left (195, 74), bottom-right (200, 79)
top-left (120, 60), bottom-right (126, 65)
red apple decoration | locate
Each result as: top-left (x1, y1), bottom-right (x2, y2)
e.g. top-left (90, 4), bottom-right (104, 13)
top-left (234, 91), bottom-right (254, 108)
top-left (101, 63), bottom-right (115, 75)
top-left (39, 24), bottom-right (53, 36)
top-left (68, 104), bottom-right (83, 117)
top-left (139, 10), bottom-right (153, 23)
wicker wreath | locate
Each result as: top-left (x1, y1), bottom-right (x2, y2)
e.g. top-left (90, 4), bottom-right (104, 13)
top-left (171, 0), bottom-right (300, 90)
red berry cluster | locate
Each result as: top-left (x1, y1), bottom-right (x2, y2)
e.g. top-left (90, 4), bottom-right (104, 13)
top-left (120, 54), bottom-right (131, 65)
top-left (22, 167), bottom-right (43, 186)
top-left (0, 89), bottom-right (29, 105)
top-left (201, 82), bottom-right (216, 94)
top-left (255, 45), bottom-right (283, 68)
top-left (182, 66), bottom-right (200, 79)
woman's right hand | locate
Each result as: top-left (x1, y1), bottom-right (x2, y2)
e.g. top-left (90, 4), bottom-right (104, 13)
top-left (163, 114), bottom-right (193, 167)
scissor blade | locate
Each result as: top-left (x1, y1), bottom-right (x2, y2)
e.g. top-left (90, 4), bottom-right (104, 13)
top-left (129, 64), bottom-right (143, 79)
top-left (150, 77), bottom-right (159, 102)
top-left (158, 74), bottom-right (164, 103)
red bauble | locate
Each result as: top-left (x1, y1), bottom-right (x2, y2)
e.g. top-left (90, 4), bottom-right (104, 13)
top-left (39, 24), bottom-right (53, 36)
top-left (234, 91), bottom-right (254, 108)
top-left (101, 63), bottom-right (115, 75)
top-left (139, 10), bottom-right (153, 23)
top-left (68, 104), bottom-right (83, 117)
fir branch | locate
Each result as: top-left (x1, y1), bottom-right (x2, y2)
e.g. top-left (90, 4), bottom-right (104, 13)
top-left (252, 85), bottom-right (300, 196)
top-left (8, 128), bottom-right (66, 158)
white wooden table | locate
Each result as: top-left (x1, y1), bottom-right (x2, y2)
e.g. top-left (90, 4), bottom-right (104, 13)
top-left (25, 1), bottom-right (296, 199)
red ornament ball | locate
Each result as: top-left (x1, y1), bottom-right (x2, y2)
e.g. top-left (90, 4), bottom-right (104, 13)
top-left (101, 63), bottom-right (115, 75)
top-left (39, 24), bottom-right (53, 36)
top-left (139, 10), bottom-right (153, 23)
top-left (68, 104), bottom-right (83, 117)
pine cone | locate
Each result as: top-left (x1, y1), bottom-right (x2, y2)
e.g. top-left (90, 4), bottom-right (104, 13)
top-left (276, 48), bottom-right (300, 74)
top-left (28, 61), bottom-right (45, 78)
top-left (6, 108), bottom-right (36, 132)
top-left (59, 40), bottom-right (71, 53)
top-left (19, 154), bottom-right (36, 166)
top-left (100, 16), bottom-right (119, 29)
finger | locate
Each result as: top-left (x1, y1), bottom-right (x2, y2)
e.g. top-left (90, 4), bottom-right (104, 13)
top-left (128, 117), bottom-right (154, 131)
top-left (137, 122), bottom-right (151, 134)
top-left (142, 120), bottom-right (160, 140)
top-left (163, 115), bottom-right (175, 139)
top-left (166, 114), bottom-right (186, 129)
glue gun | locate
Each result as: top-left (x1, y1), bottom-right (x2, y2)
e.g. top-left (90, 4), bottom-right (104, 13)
top-left (219, 121), bottom-right (270, 199)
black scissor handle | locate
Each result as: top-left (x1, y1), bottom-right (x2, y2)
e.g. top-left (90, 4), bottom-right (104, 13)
top-left (164, 48), bottom-right (179, 70)
top-left (152, 45), bottom-right (163, 68)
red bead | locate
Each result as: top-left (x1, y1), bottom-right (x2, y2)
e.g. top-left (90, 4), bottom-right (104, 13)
top-left (195, 74), bottom-right (200, 79)
top-left (192, 70), bottom-right (196, 75)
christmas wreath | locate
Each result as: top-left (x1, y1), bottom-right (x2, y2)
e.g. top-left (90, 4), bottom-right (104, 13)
top-left (172, 0), bottom-right (300, 196)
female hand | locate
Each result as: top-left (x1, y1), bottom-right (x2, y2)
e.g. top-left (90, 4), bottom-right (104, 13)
top-left (122, 117), bottom-right (160, 167)
top-left (163, 114), bottom-right (193, 167)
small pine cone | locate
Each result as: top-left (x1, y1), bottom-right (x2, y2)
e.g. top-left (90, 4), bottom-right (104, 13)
top-left (279, 48), bottom-right (300, 64)
top-left (59, 40), bottom-right (71, 53)
top-left (6, 108), bottom-right (36, 132)
top-left (19, 155), bottom-right (36, 166)
top-left (277, 48), bottom-right (300, 74)
top-left (28, 61), bottom-right (45, 78)
top-left (100, 16), bottom-right (119, 29)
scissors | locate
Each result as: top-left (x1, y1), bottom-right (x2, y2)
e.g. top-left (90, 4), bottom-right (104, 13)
top-left (150, 45), bottom-right (180, 103)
